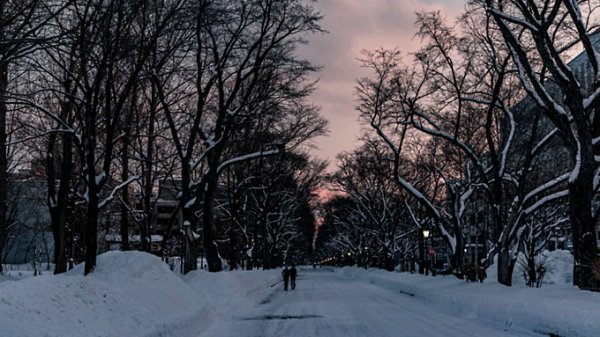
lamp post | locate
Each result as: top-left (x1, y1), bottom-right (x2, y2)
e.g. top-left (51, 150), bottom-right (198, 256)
top-left (429, 229), bottom-right (436, 276)
top-left (423, 228), bottom-right (430, 275)
top-left (418, 229), bottom-right (425, 274)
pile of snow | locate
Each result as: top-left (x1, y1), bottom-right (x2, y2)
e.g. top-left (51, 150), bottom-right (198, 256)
top-left (485, 249), bottom-right (573, 286)
top-left (0, 251), bottom-right (205, 337)
top-left (344, 262), bottom-right (600, 337)
top-left (512, 249), bottom-right (574, 285)
top-left (541, 249), bottom-right (574, 285)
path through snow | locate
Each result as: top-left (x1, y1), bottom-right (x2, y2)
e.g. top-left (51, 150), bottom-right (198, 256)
top-left (196, 268), bottom-right (545, 337)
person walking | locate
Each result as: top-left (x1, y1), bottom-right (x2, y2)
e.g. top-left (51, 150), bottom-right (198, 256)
top-left (282, 266), bottom-right (290, 291)
top-left (477, 264), bottom-right (487, 283)
top-left (290, 265), bottom-right (297, 290)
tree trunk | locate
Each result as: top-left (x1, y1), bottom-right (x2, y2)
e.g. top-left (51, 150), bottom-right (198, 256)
top-left (180, 157), bottom-right (198, 273)
top-left (0, 57), bottom-right (6, 274)
top-left (453, 230), bottom-right (465, 277)
top-left (564, 102), bottom-right (598, 290)
top-left (570, 155), bottom-right (599, 290)
top-left (50, 207), bottom-right (67, 273)
top-left (384, 251), bottom-right (394, 271)
top-left (229, 220), bottom-right (237, 270)
top-left (56, 135), bottom-right (72, 274)
top-left (203, 176), bottom-right (222, 272)
top-left (120, 120), bottom-right (131, 251)
top-left (142, 90), bottom-right (156, 253)
top-left (527, 255), bottom-right (536, 287)
top-left (0, 0), bottom-right (9, 272)
top-left (47, 132), bottom-right (73, 274)
top-left (497, 247), bottom-right (515, 286)
top-left (183, 232), bottom-right (197, 273)
top-left (83, 107), bottom-right (99, 275)
top-left (84, 189), bottom-right (99, 275)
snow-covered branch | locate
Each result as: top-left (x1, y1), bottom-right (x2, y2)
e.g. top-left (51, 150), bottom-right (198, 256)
top-left (99, 176), bottom-right (140, 209)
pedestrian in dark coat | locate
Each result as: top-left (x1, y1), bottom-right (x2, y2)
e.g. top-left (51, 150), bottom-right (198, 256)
top-left (290, 265), bottom-right (297, 290)
top-left (282, 266), bottom-right (290, 291)
top-left (477, 265), bottom-right (487, 283)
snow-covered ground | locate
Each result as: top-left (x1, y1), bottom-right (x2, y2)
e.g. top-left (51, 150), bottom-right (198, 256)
top-left (0, 262), bottom-right (54, 282)
top-left (1, 250), bottom-right (599, 337)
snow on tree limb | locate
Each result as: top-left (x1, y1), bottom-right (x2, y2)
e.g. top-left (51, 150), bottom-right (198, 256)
top-left (216, 147), bottom-right (283, 175)
top-left (98, 176), bottom-right (140, 209)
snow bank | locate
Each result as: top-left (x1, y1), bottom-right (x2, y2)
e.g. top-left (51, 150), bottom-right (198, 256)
top-left (341, 261), bottom-right (600, 337)
top-left (0, 251), bottom-right (205, 337)
top-left (512, 250), bottom-right (574, 286)
top-left (486, 250), bottom-right (574, 286)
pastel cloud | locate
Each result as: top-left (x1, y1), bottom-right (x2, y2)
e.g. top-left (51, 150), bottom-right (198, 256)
top-left (301, 0), bottom-right (465, 170)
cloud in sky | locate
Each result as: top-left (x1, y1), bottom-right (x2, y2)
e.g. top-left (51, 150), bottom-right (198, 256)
top-left (301, 0), bottom-right (464, 170)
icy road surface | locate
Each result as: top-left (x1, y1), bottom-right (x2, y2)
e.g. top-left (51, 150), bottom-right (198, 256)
top-left (197, 268), bottom-right (544, 337)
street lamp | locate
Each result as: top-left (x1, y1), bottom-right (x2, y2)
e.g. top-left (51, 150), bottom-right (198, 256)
top-left (422, 228), bottom-right (430, 275)
top-left (423, 228), bottom-right (437, 276)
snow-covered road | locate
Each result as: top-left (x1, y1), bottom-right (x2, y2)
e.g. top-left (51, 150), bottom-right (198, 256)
top-left (198, 268), bottom-right (543, 337)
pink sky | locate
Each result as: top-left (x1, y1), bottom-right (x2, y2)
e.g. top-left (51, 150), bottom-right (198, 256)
top-left (301, 0), bottom-right (465, 170)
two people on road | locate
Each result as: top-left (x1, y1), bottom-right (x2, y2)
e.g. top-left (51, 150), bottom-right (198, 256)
top-left (282, 265), bottom-right (297, 291)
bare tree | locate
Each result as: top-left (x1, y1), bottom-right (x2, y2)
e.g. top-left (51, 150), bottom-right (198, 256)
top-left (484, 0), bottom-right (600, 290)
top-left (151, 0), bottom-right (323, 273)
top-left (328, 140), bottom-right (413, 270)
top-left (218, 152), bottom-right (325, 270)
top-left (0, 0), bottom-right (74, 273)
top-left (356, 10), bottom-right (568, 285)
top-left (356, 49), bottom-right (470, 275)
top-left (16, 0), bottom-right (184, 274)
top-left (519, 206), bottom-right (569, 287)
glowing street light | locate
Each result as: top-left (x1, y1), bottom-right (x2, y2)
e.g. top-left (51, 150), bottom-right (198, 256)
top-left (423, 229), bottom-right (430, 238)
top-left (422, 228), bottom-right (431, 276)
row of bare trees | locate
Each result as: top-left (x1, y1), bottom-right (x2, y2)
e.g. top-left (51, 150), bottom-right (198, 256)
top-left (320, 1), bottom-right (600, 291)
top-left (317, 140), bottom-right (415, 271)
top-left (0, 0), bottom-right (76, 273)
top-left (1, 0), bottom-right (327, 275)
top-left (218, 152), bottom-right (326, 270)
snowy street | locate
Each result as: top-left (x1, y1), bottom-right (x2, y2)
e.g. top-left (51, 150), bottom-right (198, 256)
top-left (198, 268), bottom-right (543, 337)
